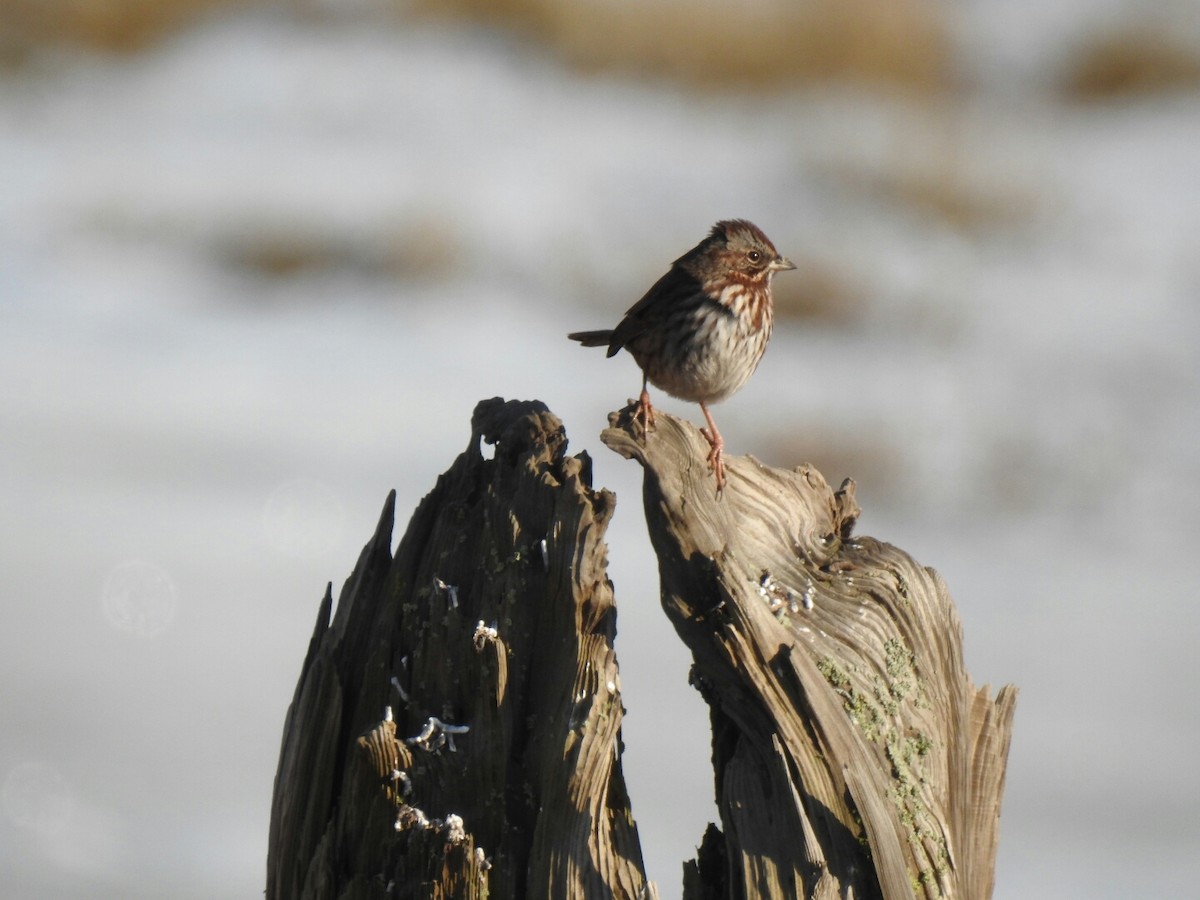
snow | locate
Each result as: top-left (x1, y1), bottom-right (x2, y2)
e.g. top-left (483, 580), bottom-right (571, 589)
top-left (2, 4), bottom-right (1198, 898)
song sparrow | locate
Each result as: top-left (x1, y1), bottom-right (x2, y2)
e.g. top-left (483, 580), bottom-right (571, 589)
top-left (568, 219), bottom-right (794, 492)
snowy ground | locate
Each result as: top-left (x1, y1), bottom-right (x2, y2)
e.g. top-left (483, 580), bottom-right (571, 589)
top-left (2, 5), bottom-right (1198, 898)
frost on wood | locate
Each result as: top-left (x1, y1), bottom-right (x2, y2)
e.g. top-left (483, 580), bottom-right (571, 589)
top-left (267, 398), bottom-right (655, 900)
top-left (602, 404), bottom-right (1016, 900)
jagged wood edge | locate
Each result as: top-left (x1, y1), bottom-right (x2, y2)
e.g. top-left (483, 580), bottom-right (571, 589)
top-left (267, 398), bottom-right (658, 900)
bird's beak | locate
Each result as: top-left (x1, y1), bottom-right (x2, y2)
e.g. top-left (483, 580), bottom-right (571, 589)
top-left (771, 256), bottom-right (796, 272)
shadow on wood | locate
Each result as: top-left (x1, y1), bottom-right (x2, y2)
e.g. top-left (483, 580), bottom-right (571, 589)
top-left (267, 397), bottom-right (1015, 900)
top-left (602, 402), bottom-right (1016, 900)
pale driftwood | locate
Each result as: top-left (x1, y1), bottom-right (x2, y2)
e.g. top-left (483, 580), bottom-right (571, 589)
top-left (268, 396), bottom-right (1015, 900)
top-left (267, 398), bottom-right (656, 900)
top-left (602, 403), bottom-right (1017, 900)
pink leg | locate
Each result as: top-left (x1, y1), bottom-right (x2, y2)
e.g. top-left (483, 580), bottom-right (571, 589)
top-left (634, 377), bottom-right (656, 440)
top-left (698, 403), bottom-right (726, 493)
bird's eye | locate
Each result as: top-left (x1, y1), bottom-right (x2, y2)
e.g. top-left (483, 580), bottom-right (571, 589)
top-left (747, 250), bottom-right (762, 263)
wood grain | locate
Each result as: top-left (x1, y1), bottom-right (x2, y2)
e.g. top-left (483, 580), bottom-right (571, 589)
top-left (603, 402), bottom-right (1015, 899)
top-left (268, 397), bottom-right (1014, 899)
top-left (267, 398), bottom-right (656, 900)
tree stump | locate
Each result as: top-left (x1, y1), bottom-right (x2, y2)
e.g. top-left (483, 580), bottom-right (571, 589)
top-left (267, 397), bottom-right (1015, 900)
top-left (601, 404), bottom-right (1016, 900)
top-left (267, 398), bottom-right (654, 900)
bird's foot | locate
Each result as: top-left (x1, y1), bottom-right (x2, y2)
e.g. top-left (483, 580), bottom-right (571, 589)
top-left (699, 405), bottom-right (727, 495)
top-left (634, 389), bottom-right (656, 443)
top-left (699, 426), bottom-right (726, 495)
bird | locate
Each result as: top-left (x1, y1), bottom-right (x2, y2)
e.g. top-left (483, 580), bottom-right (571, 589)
top-left (568, 219), bottom-right (794, 492)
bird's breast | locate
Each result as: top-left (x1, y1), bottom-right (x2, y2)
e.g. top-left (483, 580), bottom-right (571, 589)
top-left (632, 292), bottom-right (771, 404)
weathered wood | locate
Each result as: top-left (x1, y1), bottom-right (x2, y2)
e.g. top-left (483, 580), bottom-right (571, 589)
top-left (267, 398), bottom-right (656, 900)
top-left (268, 396), bottom-right (1014, 900)
top-left (602, 404), bottom-right (1016, 899)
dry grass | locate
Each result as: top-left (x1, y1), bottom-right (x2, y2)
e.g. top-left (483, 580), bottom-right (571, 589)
top-left (217, 215), bottom-right (462, 282)
top-left (415, 0), bottom-right (953, 92)
top-left (771, 253), bottom-right (867, 326)
top-left (1063, 27), bottom-right (1200, 100)
top-left (1, 0), bottom-right (952, 92)
top-left (831, 164), bottom-right (1034, 232)
top-left (758, 423), bottom-right (907, 506)
top-left (0, 0), bottom-right (261, 54)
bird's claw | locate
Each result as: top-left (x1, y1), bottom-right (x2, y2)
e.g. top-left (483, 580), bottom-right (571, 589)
top-left (699, 418), bottom-right (726, 494)
top-left (634, 389), bottom-right (656, 443)
top-left (707, 444), bottom-right (726, 494)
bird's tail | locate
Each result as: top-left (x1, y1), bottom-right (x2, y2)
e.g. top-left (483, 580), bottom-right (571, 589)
top-left (567, 329), bottom-right (614, 348)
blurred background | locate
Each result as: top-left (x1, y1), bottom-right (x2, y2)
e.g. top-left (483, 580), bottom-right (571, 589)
top-left (2, 0), bottom-right (1198, 896)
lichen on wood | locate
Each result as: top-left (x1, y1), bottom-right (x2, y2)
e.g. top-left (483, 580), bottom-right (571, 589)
top-left (602, 404), bottom-right (1016, 900)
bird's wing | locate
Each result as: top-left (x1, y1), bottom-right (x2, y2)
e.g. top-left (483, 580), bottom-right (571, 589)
top-left (607, 269), bottom-right (702, 354)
